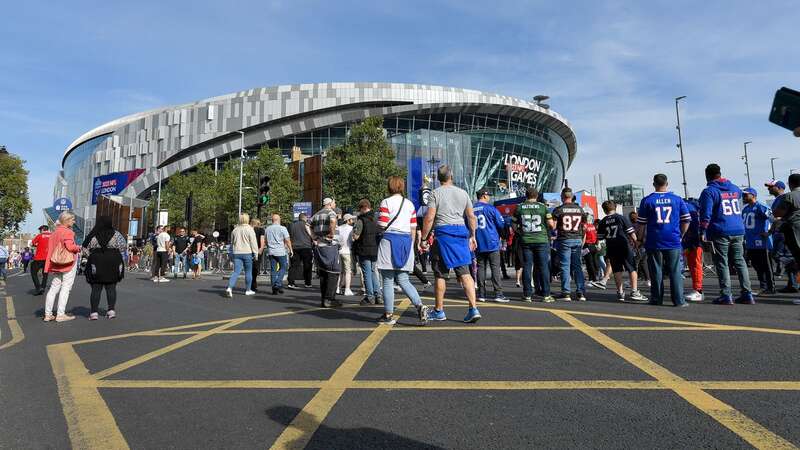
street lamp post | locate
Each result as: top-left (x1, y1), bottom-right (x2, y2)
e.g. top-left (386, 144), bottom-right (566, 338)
top-left (742, 141), bottom-right (752, 188)
top-left (237, 131), bottom-right (246, 216)
top-left (770, 157), bottom-right (780, 180)
top-left (674, 96), bottom-right (688, 198)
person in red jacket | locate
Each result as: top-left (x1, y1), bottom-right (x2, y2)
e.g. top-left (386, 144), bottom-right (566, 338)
top-left (43, 212), bottom-right (83, 322)
top-left (30, 225), bottom-right (52, 295)
top-left (583, 218), bottom-right (601, 283)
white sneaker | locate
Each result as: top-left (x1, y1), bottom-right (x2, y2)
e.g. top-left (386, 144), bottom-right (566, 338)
top-left (685, 290), bottom-right (703, 302)
top-left (159, 277), bottom-right (170, 283)
top-left (344, 289), bottom-right (355, 296)
top-left (336, 287), bottom-right (341, 295)
top-left (225, 288), bottom-right (233, 298)
top-left (245, 290), bottom-right (256, 296)
top-left (793, 299), bottom-right (800, 305)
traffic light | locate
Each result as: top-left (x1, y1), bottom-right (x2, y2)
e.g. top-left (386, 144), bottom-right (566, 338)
top-left (259, 176), bottom-right (271, 205)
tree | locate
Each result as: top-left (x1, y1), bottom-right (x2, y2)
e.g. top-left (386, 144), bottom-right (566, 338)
top-left (155, 146), bottom-right (300, 232)
top-left (244, 146), bottom-right (300, 223)
top-left (323, 116), bottom-right (406, 210)
top-left (0, 152), bottom-right (32, 238)
top-left (157, 164), bottom-right (219, 231)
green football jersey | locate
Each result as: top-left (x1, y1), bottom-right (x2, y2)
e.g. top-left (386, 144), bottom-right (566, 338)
top-left (514, 201), bottom-right (552, 244)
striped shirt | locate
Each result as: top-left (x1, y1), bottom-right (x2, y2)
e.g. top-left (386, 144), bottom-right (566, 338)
top-left (378, 194), bottom-right (416, 233)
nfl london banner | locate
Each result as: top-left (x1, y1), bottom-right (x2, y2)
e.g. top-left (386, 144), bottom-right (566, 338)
top-left (91, 169), bottom-right (145, 204)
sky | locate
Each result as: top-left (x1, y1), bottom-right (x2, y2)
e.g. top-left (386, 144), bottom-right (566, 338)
top-left (2, 0), bottom-right (799, 233)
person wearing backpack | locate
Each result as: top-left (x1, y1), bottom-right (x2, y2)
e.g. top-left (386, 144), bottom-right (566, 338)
top-left (352, 199), bottom-right (382, 306)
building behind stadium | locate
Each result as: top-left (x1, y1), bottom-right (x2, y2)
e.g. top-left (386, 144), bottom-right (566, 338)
top-left (52, 82), bottom-right (577, 237)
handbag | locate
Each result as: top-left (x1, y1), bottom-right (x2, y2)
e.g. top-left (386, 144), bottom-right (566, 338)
top-left (50, 242), bottom-right (74, 265)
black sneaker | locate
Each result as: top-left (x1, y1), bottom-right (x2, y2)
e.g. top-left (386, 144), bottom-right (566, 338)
top-left (558, 293), bottom-right (572, 302)
top-left (617, 291), bottom-right (626, 302)
top-left (374, 297), bottom-right (384, 305)
top-left (576, 292), bottom-right (587, 302)
top-left (377, 314), bottom-right (397, 325)
top-left (330, 299), bottom-right (343, 308)
top-left (287, 284), bottom-right (297, 290)
top-left (278, 288), bottom-right (285, 294)
top-left (360, 296), bottom-right (373, 306)
top-left (304, 284), bottom-right (313, 289)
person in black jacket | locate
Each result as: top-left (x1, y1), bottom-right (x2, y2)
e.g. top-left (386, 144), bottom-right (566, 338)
top-left (82, 216), bottom-right (127, 320)
top-left (352, 199), bottom-right (383, 306)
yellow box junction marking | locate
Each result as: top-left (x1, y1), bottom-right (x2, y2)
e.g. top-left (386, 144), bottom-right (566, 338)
top-left (44, 295), bottom-right (800, 449)
top-left (552, 310), bottom-right (797, 450)
top-left (269, 299), bottom-right (411, 450)
top-left (0, 296), bottom-right (24, 350)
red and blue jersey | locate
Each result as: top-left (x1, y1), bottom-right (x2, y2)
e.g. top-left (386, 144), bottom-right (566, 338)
top-left (637, 191), bottom-right (691, 250)
top-left (742, 202), bottom-right (773, 250)
top-left (698, 178), bottom-right (745, 238)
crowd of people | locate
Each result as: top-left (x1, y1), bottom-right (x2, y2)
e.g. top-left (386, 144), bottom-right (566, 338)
top-left (7, 161), bottom-right (800, 326)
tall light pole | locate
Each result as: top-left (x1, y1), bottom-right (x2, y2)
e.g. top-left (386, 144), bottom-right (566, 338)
top-left (770, 157), bottom-right (779, 180)
top-left (674, 96), bottom-right (688, 198)
top-left (237, 131), bottom-right (246, 216)
top-left (742, 141), bottom-right (752, 188)
top-left (156, 144), bottom-right (162, 214)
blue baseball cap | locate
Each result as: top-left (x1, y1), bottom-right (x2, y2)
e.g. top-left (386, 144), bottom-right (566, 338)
top-left (765, 180), bottom-right (786, 190)
top-left (743, 187), bottom-right (757, 196)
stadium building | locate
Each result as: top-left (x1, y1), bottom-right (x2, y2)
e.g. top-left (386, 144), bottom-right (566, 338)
top-left (53, 82), bottom-right (577, 235)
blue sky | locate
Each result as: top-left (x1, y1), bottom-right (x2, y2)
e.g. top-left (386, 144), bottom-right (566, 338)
top-left (2, 0), bottom-right (798, 232)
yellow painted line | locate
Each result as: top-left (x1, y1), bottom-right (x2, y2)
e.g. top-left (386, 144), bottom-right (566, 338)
top-left (553, 311), bottom-right (797, 450)
top-left (350, 380), bottom-right (665, 390)
top-left (47, 343), bottom-right (129, 449)
top-left (695, 381), bottom-right (800, 391)
top-left (441, 296), bottom-right (800, 334)
top-left (0, 296), bottom-right (24, 350)
top-left (93, 317), bottom-right (249, 380)
top-left (142, 325), bottom-right (760, 336)
top-left (96, 379), bottom-right (326, 389)
top-left (67, 305), bottom-right (352, 345)
top-left (270, 300), bottom-right (411, 450)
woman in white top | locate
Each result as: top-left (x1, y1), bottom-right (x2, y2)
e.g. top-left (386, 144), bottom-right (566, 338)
top-left (225, 213), bottom-right (260, 298)
top-left (337, 214), bottom-right (355, 296)
top-left (376, 176), bottom-right (428, 325)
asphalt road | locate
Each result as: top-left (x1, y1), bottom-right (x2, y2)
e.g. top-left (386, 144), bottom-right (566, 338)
top-left (2, 267), bottom-right (800, 449)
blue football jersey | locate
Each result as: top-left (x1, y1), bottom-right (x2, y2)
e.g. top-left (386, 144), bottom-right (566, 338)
top-left (473, 201), bottom-right (504, 253)
top-left (742, 202), bottom-right (773, 250)
top-left (637, 191), bottom-right (691, 250)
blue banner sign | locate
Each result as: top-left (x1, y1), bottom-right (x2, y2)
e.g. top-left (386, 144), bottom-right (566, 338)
top-left (53, 197), bottom-right (73, 212)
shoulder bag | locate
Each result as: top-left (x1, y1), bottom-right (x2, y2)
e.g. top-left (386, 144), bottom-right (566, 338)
top-left (50, 242), bottom-right (74, 265)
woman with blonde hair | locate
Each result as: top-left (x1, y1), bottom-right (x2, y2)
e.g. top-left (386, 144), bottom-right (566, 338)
top-left (225, 213), bottom-right (259, 298)
top-left (375, 176), bottom-right (428, 325)
top-left (43, 211), bottom-right (83, 322)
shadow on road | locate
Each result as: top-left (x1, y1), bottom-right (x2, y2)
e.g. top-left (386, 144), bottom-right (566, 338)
top-left (265, 405), bottom-right (444, 450)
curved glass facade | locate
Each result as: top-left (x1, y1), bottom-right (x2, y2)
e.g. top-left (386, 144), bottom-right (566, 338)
top-left (267, 112), bottom-right (568, 199)
top-left (62, 134), bottom-right (110, 216)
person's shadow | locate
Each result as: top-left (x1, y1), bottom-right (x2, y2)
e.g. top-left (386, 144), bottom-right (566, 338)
top-left (265, 406), bottom-right (444, 450)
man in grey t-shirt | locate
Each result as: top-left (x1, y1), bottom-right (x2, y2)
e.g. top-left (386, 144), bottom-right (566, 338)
top-left (265, 214), bottom-right (293, 294)
top-left (421, 165), bottom-right (481, 323)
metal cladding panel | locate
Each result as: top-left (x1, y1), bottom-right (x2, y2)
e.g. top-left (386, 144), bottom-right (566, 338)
top-left (62, 82), bottom-right (576, 206)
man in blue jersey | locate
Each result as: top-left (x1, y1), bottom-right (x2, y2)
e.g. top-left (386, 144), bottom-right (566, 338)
top-left (699, 164), bottom-right (753, 305)
top-left (636, 174), bottom-right (691, 307)
top-left (473, 188), bottom-right (508, 303)
top-left (742, 188), bottom-right (775, 295)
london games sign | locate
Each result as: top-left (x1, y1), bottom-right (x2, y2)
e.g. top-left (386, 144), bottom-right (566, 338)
top-left (504, 154), bottom-right (544, 185)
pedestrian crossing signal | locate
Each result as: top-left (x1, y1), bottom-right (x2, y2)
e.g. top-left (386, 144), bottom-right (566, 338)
top-left (259, 176), bottom-right (271, 205)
